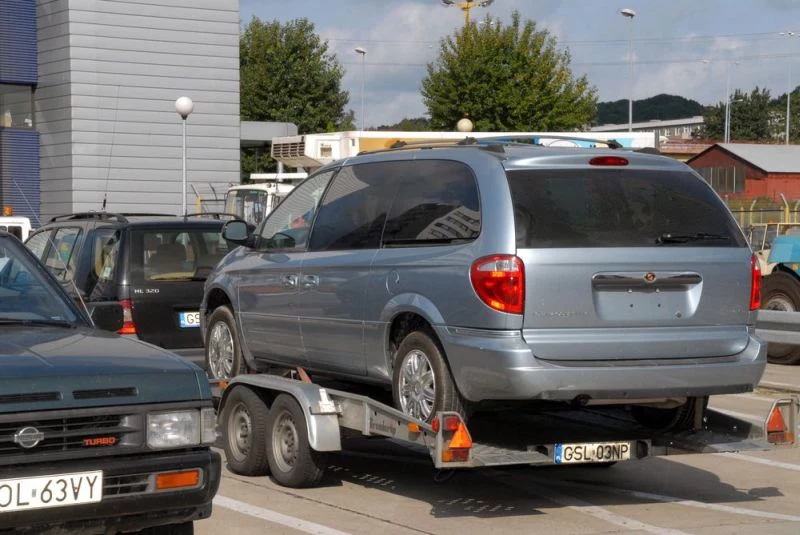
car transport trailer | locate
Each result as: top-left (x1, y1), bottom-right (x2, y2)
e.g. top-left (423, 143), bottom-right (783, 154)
top-left (212, 372), bottom-right (797, 488)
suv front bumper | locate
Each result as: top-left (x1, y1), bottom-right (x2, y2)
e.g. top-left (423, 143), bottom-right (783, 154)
top-left (436, 326), bottom-right (767, 403)
top-left (0, 449), bottom-right (220, 534)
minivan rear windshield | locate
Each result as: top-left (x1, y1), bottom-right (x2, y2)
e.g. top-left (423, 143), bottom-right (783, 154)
top-left (506, 169), bottom-right (746, 248)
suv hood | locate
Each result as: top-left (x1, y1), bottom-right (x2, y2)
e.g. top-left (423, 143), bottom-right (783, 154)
top-left (0, 326), bottom-right (209, 413)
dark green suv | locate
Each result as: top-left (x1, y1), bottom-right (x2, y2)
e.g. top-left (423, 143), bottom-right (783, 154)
top-left (0, 231), bottom-right (220, 534)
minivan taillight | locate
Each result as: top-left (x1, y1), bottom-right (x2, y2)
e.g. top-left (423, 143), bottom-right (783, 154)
top-left (118, 299), bottom-right (137, 335)
top-left (470, 255), bottom-right (525, 314)
top-left (750, 254), bottom-right (761, 311)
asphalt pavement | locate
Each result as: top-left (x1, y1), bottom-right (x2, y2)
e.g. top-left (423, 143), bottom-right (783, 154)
top-left (197, 364), bottom-right (800, 535)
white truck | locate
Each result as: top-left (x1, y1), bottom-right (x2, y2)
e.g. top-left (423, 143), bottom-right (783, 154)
top-left (0, 214), bottom-right (33, 241)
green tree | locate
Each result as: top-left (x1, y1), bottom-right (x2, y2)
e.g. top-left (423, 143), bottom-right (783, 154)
top-left (769, 86), bottom-right (800, 143)
top-left (421, 11), bottom-right (596, 131)
top-left (595, 94), bottom-right (705, 125)
top-left (374, 117), bottom-right (432, 131)
top-left (240, 17), bottom-right (351, 176)
top-left (697, 87), bottom-right (774, 142)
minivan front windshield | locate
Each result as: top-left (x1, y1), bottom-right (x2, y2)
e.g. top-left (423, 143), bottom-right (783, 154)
top-left (0, 239), bottom-right (80, 324)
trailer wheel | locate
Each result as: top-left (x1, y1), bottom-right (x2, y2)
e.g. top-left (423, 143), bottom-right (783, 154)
top-left (206, 306), bottom-right (246, 380)
top-left (761, 272), bottom-right (800, 364)
top-left (266, 394), bottom-right (327, 488)
top-left (392, 330), bottom-right (464, 423)
top-left (631, 396), bottom-right (708, 432)
top-left (222, 386), bottom-right (270, 476)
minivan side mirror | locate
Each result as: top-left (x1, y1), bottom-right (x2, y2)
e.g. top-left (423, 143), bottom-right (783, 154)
top-left (88, 302), bottom-right (124, 332)
top-left (222, 220), bottom-right (251, 245)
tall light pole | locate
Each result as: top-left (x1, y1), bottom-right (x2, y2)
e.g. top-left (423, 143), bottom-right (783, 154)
top-left (354, 47), bottom-right (367, 132)
top-left (779, 32), bottom-right (798, 144)
top-left (620, 8), bottom-right (636, 132)
top-left (723, 61), bottom-right (740, 143)
top-left (175, 96), bottom-right (194, 216)
top-left (440, 0), bottom-right (494, 26)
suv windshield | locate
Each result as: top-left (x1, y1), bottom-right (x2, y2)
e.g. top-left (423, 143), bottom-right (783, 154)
top-left (0, 238), bottom-right (80, 323)
top-left (507, 169), bottom-right (746, 248)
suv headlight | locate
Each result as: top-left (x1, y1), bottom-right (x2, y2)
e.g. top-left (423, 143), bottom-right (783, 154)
top-left (147, 408), bottom-right (217, 449)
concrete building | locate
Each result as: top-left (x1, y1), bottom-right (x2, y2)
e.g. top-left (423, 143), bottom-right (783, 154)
top-left (687, 143), bottom-right (800, 200)
top-left (0, 0), bottom-right (241, 224)
top-left (590, 116), bottom-right (705, 140)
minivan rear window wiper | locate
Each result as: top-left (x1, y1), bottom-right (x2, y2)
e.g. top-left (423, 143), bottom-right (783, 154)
top-left (0, 318), bottom-right (76, 328)
top-left (655, 232), bottom-right (730, 245)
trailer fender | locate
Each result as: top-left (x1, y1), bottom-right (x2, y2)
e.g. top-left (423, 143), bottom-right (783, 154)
top-left (220, 375), bottom-right (342, 452)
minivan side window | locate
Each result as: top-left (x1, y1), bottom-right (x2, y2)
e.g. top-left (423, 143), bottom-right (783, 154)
top-left (309, 164), bottom-right (396, 251)
top-left (382, 160), bottom-right (481, 247)
top-left (258, 170), bottom-right (334, 251)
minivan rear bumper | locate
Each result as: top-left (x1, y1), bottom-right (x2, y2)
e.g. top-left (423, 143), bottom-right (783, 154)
top-left (435, 326), bottom-right (766, 403)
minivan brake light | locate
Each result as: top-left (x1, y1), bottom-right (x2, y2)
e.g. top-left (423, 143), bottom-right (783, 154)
top-left (470, 255), bottom-right (525, 314)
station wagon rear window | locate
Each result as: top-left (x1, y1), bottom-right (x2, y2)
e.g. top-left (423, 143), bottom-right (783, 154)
top-left (507, 169), bottom-right (746, 248)
top-left (131, 229), bottom-right (233, 282)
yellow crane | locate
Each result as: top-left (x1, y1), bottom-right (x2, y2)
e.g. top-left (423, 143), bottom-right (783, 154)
top-left (440, 0), bottom-right (495, 25)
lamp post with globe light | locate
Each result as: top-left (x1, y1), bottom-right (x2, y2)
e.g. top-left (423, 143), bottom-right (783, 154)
top-left (354, 47), bottom-right (367, 132)
top-left (175, 96), bottom-right (194, 216)
top-left (779, 31), bottom-right (798, 144)
top-left (619, 8), bottom-right (636, 132)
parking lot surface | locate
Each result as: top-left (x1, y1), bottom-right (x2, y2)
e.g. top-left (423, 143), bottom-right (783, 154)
top-left (196, 366), bottom-right (800, 535)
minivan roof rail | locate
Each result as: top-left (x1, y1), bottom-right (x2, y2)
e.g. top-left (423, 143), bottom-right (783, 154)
top-left (358, 134), bottom-right (625, 156)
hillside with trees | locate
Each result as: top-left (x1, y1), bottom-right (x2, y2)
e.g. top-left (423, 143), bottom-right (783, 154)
top-left (594, 94), bottom-right (705, 125)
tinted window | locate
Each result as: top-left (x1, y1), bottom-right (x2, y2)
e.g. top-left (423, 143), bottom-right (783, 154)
top-left (507, 169), bottom-right (746, 248)
top-left (259, 170), bottom-right (334, 251)
top-left (86, 229), bottom-right (121, 300)
top-left (382, 160), bottom-right (480, 246)
top-left (309, 164), bottom-right (395, 251)
top-left (24, 230), bottom-right (50, 259)
top-left (132, 228), bottom-right (229, 282)
top-left (43, 227), bottom-right (83, 281)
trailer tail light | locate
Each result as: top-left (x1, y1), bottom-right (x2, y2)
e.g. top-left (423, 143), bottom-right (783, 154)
top-left (118, 299), bottom-right (137, 335)
top-left (589, 156), bottom-right (629, 166)
top-left (433, 413), bottom-right (473, 464)
top-left (470, 255), bottom-right (524, 314)
top-left (766, 400), bottom-right (795, 446)
top-left (750, 254), bottom-right (761, 311)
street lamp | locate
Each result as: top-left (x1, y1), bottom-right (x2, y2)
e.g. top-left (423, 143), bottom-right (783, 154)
top-left (723, 61), bottom-right (740, 143)
top-left (620, 8), bottom-right (636, 132)
top-left (175, 96), bottom-right (194, 216)
top-left (779, 32), bottom-right (798, 144)
top-left (354, 47), bottom-right (367, 132)
top-left (726, 97), bottom-right (744, 144)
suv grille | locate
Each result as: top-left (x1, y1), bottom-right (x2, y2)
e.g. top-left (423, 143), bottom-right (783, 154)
top-left (0, 413), bottom-right (133, 458)
top-left (104, 473), bottom-right (151, 497)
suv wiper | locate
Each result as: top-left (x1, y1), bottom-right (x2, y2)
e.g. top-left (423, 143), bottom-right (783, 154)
top-left (0, 318), bottom-right (77, 328)
top-left (656, 232), bottom-right (730, 245)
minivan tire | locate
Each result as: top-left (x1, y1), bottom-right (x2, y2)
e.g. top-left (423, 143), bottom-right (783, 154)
top-left (205, 306), bottom-right (246, 380)
top-left (630, 396), bottom-right (708, 432)
top-left (761, 272), bottom-right (800, 364)
top-left (392, 330), bottom-right (465, 423)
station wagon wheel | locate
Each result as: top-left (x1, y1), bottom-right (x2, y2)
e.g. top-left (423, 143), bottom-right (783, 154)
top-left (761, 272), bottom-right (800, 364)
top-left (265, 394), bottom-right (327, 488)
top-left (221, 386), bottom-right (270, 476)
top-left (392, 330), bottom-right (465, 423)
top-left (205, 306), bottom-right (245, 379)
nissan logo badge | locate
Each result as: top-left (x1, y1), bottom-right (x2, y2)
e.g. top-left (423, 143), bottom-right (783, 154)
top-left (13, 426), bottom-right (45, 449)
top-left (644, 272), bottom-right (657, 283)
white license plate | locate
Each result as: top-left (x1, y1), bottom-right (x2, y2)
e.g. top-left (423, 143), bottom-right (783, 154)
top-left (0, 470), bottom-right (102, 513)
top-left (179, 311), bottom-right (201, 328)
top-left (554, 442), bottom-right (631, 464)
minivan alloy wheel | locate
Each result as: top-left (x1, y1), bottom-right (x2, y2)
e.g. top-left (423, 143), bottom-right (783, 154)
top-left (398, 349), bottom-right (437, 421)
top-left (208, 321), bottom-right (235, 379)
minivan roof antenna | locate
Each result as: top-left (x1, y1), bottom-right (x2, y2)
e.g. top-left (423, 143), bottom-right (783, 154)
top-left (101, 85), bottom-right (121, 212)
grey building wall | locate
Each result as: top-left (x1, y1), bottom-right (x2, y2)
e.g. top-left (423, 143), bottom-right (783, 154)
top-left (36, 0), bottom-right (240, 221)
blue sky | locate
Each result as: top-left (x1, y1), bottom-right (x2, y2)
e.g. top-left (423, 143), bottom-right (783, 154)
top-left (240, 0), bottom-right (800, 128)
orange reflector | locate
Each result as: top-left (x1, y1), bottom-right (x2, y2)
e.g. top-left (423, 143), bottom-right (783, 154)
top-left (448, 422), bottom-right (473, 449)
top-left (219, 380), bottom-right (228, 391)
top-left (407, 422), bottom-right (421, 433)
top-left (441, 449), bottom-right (470, 463)
top-left (155, 470), bottom-right (200, 490)
top-left (767, 406), bottom-right (787, 433)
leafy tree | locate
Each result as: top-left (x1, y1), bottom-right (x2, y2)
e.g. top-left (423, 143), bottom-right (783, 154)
top-left (768, 86), bottom-right (800, 143)
top-left (240, 17), bottom-right (351, 176)
top-left (374, 117), bottom-right (432, 131)
top-left (595, 94), bottom-right (705, 125)
top-left (697, 87), bottom-right (773, 141)
top-left (421, 11), bottom-right (596, 131)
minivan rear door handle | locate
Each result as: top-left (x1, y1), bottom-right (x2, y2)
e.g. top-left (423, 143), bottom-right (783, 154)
top-left (592, 272), bottom-right (702, 289)
top-left (301, 275), bottom-right (319, 289)
top-left (282, 274), bottom-right (298, 289)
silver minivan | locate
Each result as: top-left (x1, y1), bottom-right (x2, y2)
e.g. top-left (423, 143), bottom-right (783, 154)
top-left (202, 141), bottom-right (765, 430)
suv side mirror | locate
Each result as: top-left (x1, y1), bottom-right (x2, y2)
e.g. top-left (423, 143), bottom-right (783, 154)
top-left (88, 302), bottom-right (124, 332)
top-left (222, 220), bottom-right (251, 245)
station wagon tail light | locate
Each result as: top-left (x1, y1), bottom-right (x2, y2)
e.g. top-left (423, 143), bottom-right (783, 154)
top-left (470, 255), bottom-right (524, 314)
top-left (750, 254), bottom-right (761, 311)
top-left (118, 299), bottom-right (137, 335)
top-left (589, 156), bottom-right (629, 166)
